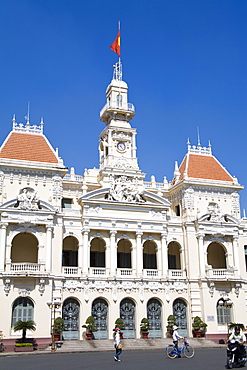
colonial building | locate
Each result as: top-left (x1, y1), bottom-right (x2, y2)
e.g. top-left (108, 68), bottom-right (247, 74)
top-left (0, 60), bottom-right (246, 347)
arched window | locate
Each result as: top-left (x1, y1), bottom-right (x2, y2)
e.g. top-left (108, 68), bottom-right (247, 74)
top-left (62, 236), bottom-right (78, 267)
top-left (116, 94), bottom-right (122, 108)
top-left (90, 237), bottom-right (106, 267)
top-left (117, 239), bottom-right (132, 268)
top-left (143, 240), bottom-right (157, 269)
top-left (12, 297), bottom-right (34, 327)
top-left (168, 242), bottom-right (181, 269)
top-left (207, 242), bottom-right (226, 268)
top-left (11, 233), bottom-right (38, 263)
top-left (216, 300), bottom-right (232, 325)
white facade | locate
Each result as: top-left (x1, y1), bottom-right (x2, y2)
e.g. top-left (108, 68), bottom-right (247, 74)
top-left (0, 61), bottom-right (247, 344)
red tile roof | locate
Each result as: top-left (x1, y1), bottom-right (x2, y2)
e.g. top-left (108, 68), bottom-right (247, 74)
top-left (0, 132), bottom-right (59, 164)
top-left (172, 153), bottom-right (233, 183)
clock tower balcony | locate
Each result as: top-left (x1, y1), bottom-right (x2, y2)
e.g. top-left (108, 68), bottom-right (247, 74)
top-left (100, 102), bottom-right (135, 123)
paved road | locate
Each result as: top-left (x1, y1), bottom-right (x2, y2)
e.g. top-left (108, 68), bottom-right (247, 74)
top-left (0, 348), bottom-right (226, 370)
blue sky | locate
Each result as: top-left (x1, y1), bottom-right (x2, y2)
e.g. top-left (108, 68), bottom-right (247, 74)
top-left (0, 0), bottom-right (247, 210)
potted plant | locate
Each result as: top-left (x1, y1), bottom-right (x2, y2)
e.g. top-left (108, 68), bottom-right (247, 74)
top-left (192, 316), bottom-right (207, 337)
top-left (82, 316), bottom-right (98, 340)
top-left (114, 318), bottom-right (125, 339)
top-left (53, 317), bottom-right (65, 341)
top-left (13, 320), bottom-right (36, 351)
top-left (140, 318), bottom-right (150, 339)
top-left (166, 315), bottom-right (177, 337)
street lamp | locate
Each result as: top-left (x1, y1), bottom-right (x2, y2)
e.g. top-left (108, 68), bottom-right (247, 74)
top-left (218, 298), bottom-right (233, 337)
top-left (47, 300), bottom-right (61, 352)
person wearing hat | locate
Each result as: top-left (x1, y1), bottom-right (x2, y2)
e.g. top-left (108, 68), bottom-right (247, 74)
top-left (172, 325), bottom-right (183, 355)
top-left (113, 327), bottom-right (122, 362)
top-left (228, 325), bottom-right (246, 359)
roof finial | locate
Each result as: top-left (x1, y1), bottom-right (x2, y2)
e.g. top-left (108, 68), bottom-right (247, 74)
top-left (197, 126), bottom-right (201, 147)
top-left (25, 102), bottom-right (30, 126)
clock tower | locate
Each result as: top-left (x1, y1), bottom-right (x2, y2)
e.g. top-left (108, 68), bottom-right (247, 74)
top-left (98, 61), bottom-right (145, 185)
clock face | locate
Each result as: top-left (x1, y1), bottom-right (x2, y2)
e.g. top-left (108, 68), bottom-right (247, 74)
top-left (117, 141), bottom-right (126, 152)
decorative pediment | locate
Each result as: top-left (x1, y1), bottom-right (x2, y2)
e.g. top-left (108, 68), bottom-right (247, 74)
top-left (198, 212), bottom-right (239, 225)
top-left (79, 188), bottom-right (170, 207)
top-left (0, 198), bottom-right (56, 213)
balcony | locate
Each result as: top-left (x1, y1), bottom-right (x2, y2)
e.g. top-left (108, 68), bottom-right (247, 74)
top-left (206, 267), bottom-right (236, 280)
top-left (8, 262), bottom-right (45, 275)
top-left (100, 102), bottom-right (135, 118)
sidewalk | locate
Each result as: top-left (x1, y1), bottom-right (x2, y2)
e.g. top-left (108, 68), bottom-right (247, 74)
top-left (0, 337), bottom-right (225, 357)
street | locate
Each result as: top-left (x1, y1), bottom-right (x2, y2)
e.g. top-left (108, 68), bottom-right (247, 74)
top-left (0, 348), bottom-right (227, 370)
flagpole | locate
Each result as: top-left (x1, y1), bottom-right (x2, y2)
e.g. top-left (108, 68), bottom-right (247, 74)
top-left (118, 20), bottom-right (121, 65)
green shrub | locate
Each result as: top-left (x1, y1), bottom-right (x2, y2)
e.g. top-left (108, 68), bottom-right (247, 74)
top-left (15, 343), bottom-right (33, 347)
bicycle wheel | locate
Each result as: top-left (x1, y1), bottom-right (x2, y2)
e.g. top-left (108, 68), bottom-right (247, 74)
top-left (166, 345), bottom-right (177, 359)
top-left (183, 344), bottom-right (195, 358)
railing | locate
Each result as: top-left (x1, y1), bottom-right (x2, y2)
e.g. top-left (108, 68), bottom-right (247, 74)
top-left (63, 174), bottom-right (84, 182)
top-left (100, 102), bottom-right (135, 117)
top-left (119, 268), bottom-right (132, 276)
top-left (62, 267), bottom-right (79, 275)
top-left (143, 181), bottom-right (165, 189)
top-left (206, 268), bottom-right (235, 279)
top-left (90, 268), bottom-right (106, 276)
top-left (144, 269), bottom-right (158, 277)
top-left (10, 263), bottom-right (42, 272)
top-left (168, 269), bottom-right (185, 278)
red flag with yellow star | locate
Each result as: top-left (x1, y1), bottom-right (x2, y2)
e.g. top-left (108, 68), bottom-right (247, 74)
top-left (110, 30), bottom-right (120, 57)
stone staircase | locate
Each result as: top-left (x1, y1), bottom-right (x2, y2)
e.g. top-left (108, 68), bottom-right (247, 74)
top-left (44, 337), bottom-right (221, 353)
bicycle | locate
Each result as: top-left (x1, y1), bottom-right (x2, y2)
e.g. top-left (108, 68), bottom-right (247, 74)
top-left (166, 338), bottom-right (195, 359)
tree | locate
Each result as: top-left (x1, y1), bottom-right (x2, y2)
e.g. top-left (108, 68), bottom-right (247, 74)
top-left (13, 320), bottom-right (36, 342)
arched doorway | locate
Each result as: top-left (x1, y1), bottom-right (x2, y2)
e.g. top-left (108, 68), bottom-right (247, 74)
top-left (120, 298), bottom-right (135, 338)
top-left (147, 298), bottom-right (162, 338)
top-left (92, 298), bottom-right (108, 339)
top-left (62, 298), bottom-right (80, 340)
top-left (173, 298), bottom-right (188, 337)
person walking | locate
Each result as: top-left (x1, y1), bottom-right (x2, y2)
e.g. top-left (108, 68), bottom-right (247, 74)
top-left (113, 327), bottom-right (122, 362)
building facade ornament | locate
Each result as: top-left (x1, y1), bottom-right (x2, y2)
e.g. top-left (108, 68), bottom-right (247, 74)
top-left (16, 187), bottom-right (41, 211)
top-left (105, 175), bottom-right (146, 203)
top-left (4, 278), bottom-right (11, 296)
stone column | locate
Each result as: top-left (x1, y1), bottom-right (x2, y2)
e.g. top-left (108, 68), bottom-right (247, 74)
top-left (232, 235), bottom-right (240, 275)
top-left (161, 233), bottom-right (168, 277)
top-left (109, 230), bottom-right (117, 276)
top-left (156, 244), bottom-right (162, 276)
top-left (136, 231), bottom-right (143, 277)
top-left (82, 229), bottom-right (89, 276)
top-left (78, 244), bottom-right (83, 273)
top-left (0, 223), bottom-right (7, 271)
top-left (132, 132), bottom-right (137, 158)
top-left (45, 226), bottom-right (53, 272)
top-left (197, 233), bottom-right (205, 277)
